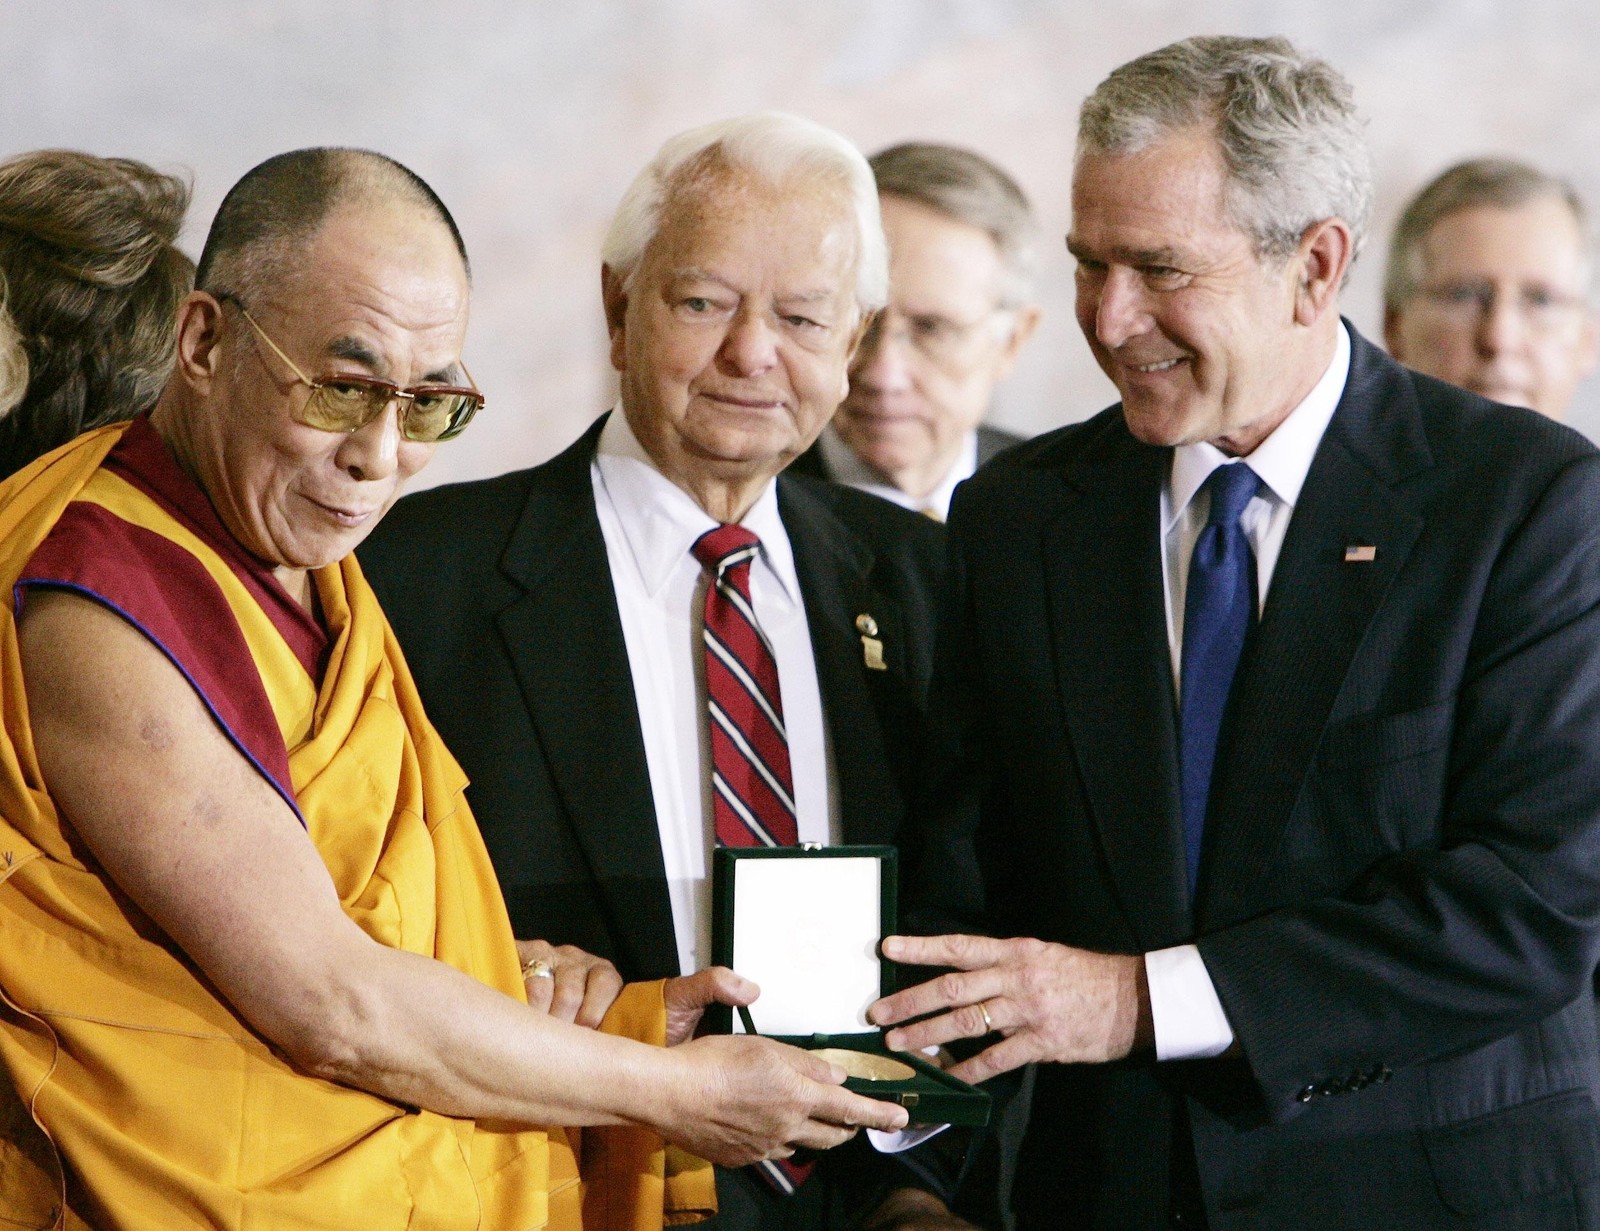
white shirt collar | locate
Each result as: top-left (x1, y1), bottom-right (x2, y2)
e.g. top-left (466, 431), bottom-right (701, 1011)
top-left (816, 423), bottom-right (979, 518)
top-left (594, 408), bottom-right (800, 605)
top-left (1166, 321), bottom-right (1351, 529)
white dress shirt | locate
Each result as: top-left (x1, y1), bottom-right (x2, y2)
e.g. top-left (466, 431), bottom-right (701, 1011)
top-left (816, 424), bottom-right (978, 520)
top-left (1146, 322), bottom-right (1351, 1061)
top-left (591, 410), bottom-right (840, 977)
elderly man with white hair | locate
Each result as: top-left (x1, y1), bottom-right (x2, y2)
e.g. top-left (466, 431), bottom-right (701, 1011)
top-left (362, 113), bottom-right (971, 1230)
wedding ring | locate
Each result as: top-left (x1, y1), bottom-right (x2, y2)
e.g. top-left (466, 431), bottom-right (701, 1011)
top-left (978, 1001), bottom-right (994, 1033)
top-left (521, 957), bottom-right (554, 981)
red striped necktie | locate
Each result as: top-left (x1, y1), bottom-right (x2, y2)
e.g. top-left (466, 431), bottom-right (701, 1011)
top-left (691, 524), bottom-right (813, 1194)
top-left (692, 524), bottom-right (799, 850)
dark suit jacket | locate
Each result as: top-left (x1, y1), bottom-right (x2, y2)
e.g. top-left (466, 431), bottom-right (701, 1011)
top-left (359, 415), bottom-right (946, 983)
top-left (919, 327), bottom-right (1600, 1230)
top-left (789, 422), bottom-right (1022, 486)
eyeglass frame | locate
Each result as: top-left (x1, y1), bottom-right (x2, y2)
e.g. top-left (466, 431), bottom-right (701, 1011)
top-left (215, 291), bottom-right (485, 442)
top-left (854, 302), bottom-right (1018, 374)
top-left (1409, 279), bottom-right (1593, 334)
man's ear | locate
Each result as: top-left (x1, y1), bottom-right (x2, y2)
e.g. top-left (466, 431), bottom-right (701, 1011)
top-left (173, 291), bottom-right (227, 395)
top-left (601, 264), bottom-right (629, 373)
top-left (1576, 308), bottom-right (1600, 382)
top-left (1383, 302), bottom-right (1409, 361)
top-left (839, 308), bottom-right (879, 401)
top-left (995, 303), bottom-right (1042, 379)
top-left (1293, 217), bottom-right (1354, 327)
top-left (845, 308), bottom-right (878, 367)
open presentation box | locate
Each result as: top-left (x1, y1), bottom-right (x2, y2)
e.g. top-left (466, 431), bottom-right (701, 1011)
top-left (710, 845), bottom-right (990, 1128)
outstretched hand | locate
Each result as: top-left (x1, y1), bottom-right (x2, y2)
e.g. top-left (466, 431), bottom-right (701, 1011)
top-left (655, 1033), bottom-right (909, 1167)
top-left (868, 934), bottom-right (1152, 1084)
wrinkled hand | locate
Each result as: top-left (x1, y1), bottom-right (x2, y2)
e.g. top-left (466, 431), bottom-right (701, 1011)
top-left (662, 966), bottom-right (759, 1046)
top-left (515, 939), bottom-right (623, 1029)
top-left (656, 1034), bottom-right (909, 1168)
top-left (869, 934), bottom-right (1152, 1083)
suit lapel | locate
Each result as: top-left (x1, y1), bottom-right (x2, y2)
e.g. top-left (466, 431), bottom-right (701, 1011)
top-left (780, 479), bottom-right (901, 847)
top-left (1043, 430), bottom-right (1190, 949)
top-left (1199, 332), bottom-right (1431, 924)
top-left (494, 419), bottom-right (681, 979)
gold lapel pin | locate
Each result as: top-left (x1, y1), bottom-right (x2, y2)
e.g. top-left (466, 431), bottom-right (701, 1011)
top-left (1344, 545), bottom-right (1377, 563)
top-left (856, 613), bottom-right (886, 671)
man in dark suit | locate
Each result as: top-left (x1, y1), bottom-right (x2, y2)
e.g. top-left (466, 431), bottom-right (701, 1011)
top-left (362, 112), bottom-right (972, 1231)
top-left (789, 143), bottom-right (1040, 519)
top-left (870, 36), bottom-right (1600, 1230)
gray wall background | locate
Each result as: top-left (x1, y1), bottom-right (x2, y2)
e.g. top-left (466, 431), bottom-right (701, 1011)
top-left (5, 0), bottom-right (1598, 490)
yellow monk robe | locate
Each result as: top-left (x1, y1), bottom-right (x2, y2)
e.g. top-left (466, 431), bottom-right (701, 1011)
top-left (0, 420), bottom-right (715, 1230)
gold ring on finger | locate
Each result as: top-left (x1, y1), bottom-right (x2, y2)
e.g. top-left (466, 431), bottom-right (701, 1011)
top-left (978, 1000), bottom-right (994, 1033)
top-left (522, 957), bottom-right (554, 981)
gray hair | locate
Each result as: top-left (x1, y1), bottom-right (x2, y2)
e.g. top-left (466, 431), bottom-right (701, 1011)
top-left (1384, 157), bottom-right (1593, 307)
top-left (1079, 35), bottom-right (1373, 263)
top-left (869, 142), bottom-right (1039, 307)
top-left (602, 111), bottom-right (887, 311)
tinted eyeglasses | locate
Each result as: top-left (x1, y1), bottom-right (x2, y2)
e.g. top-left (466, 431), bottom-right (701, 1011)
top-left (219, 293), bottom-right (484, 442)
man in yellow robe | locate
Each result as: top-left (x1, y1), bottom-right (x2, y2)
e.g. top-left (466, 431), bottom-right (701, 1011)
top-left (0, 147), bottom-right (905, 1231)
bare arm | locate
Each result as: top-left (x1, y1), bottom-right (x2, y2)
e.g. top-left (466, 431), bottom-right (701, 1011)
top-left (20, 590), bottom-right (906, 1160)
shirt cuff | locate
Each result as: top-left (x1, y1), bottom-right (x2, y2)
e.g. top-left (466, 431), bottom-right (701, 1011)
top-left (867, 1124), bottom-right (950, 1153)
top-left (1146, 944), bottom-right (1234, 1060)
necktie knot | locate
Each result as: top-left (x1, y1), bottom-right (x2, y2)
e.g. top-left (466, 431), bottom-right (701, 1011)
top-left (1204, 463), bottom-right (1260, 526)
top-left (692, 524), bottom-right (761, 575)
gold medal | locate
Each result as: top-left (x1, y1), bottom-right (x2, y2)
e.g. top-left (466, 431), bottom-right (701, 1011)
top-left (812, 1048), bottom-right (916, 1082)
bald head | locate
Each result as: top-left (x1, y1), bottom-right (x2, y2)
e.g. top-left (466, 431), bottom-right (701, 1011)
top-left (195, 148), bottom-right (468, 303)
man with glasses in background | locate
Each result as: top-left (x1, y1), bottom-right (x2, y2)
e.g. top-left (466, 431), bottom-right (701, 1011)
top-left (1384, 157), bottom-right (1599, 420)
top-left (0, 146), bottom-right (906, 1230)
top-left (793, 143), bottom-right (1041, 520)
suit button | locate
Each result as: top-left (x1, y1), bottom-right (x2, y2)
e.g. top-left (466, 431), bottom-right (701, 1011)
top-left (1296, 1084), bottom-right (1316, 1103)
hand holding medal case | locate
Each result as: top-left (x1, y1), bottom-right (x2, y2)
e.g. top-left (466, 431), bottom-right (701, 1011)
top-left (710, 845), bottom-right (990, 1127)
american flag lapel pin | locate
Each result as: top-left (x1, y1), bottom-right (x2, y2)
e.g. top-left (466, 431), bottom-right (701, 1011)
top-left (1344, 545), bottom-right (1377, 563)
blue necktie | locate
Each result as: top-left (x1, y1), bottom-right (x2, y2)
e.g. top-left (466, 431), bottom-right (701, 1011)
top-left (1179, 462), bottom-right (1260, 893)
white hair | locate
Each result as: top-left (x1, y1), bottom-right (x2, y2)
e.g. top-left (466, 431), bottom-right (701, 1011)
top-left (602, 111), bottom-right (887, 311)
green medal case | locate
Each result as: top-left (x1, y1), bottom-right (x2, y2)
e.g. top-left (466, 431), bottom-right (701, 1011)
top-left (710, 845), bottom-right (990, 1128)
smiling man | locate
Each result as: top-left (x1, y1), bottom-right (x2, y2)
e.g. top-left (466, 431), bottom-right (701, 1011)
top-left (870, 37), bottom-right (1600, 1230)
top-left (361, 115), bottom-right (966, 1230)
top-left (792, 143), bottom-right (1040, 519)
top-left (0, 147), bottom-right (910, 1230)
top-left (1384, 157), bottom-right (1599, 419)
